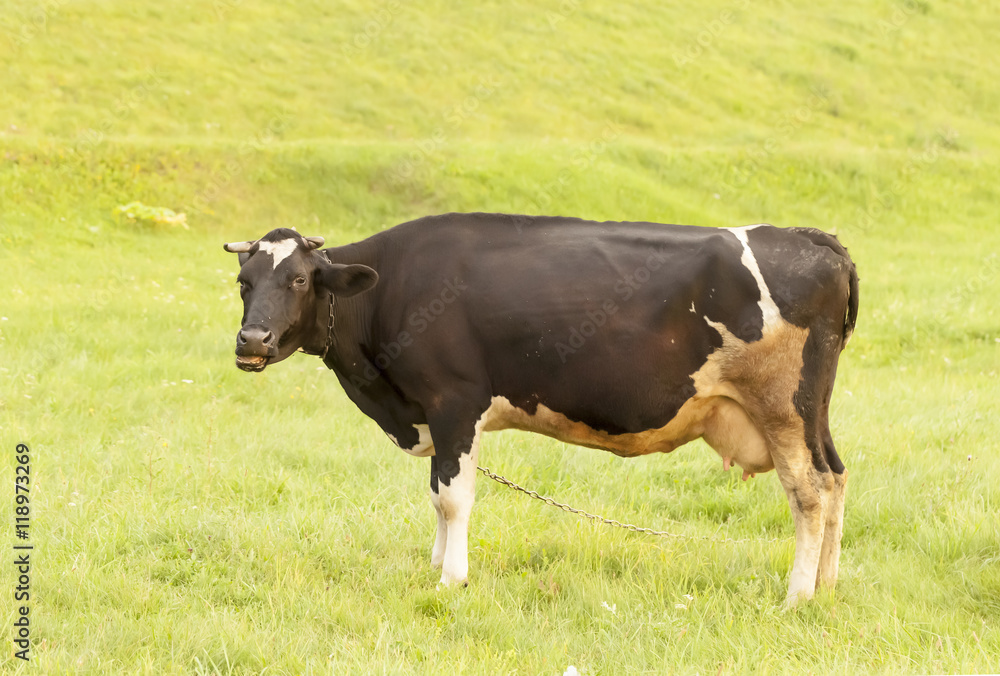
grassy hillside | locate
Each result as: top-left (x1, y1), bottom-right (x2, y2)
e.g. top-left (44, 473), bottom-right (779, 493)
top-left (1, 1), bottom-right (998, 674)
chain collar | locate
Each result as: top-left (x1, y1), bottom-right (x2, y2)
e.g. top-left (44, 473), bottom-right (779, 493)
top-left (320, 251), bottom-right (336, 361)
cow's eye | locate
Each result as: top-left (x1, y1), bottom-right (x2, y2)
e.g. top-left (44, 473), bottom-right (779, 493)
top-left (293, 276), bottom-right (307, 287)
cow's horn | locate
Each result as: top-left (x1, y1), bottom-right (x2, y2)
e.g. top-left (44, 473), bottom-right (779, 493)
top-left (304, 236), bottom-right (325, 249)
top-left (223, 240), bottom-right (256, 253)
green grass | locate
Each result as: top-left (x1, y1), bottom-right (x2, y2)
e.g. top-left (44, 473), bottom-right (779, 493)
top-left (1, 0), bottom-right (999, 673)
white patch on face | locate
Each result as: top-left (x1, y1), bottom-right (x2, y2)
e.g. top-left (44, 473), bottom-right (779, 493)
top-left (400, 424), bottom-right (434, 457)
top-left (727, 225), bottom-right (781, 331)
top-left (258, 238), bottom-right (299, 270)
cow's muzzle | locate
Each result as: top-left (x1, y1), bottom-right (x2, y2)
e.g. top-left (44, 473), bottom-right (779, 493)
top-left (235, 326), bottom-right (277, 371)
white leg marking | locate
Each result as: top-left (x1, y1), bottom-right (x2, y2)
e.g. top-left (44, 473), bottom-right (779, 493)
top-left (781, 468), bottom-right (830, 607)
top-left (430, 487), bottom-right (448, 568)
top-left (727, 225), bottom-right (782, 331)
top-left (817, 470), bottom-right (848, 589)
top-left (438, 414), bottom-right (489, 586)
top-left (787, 516), bottom-right (826, 606)
top-left (258, 239), bottom-right (299, 270)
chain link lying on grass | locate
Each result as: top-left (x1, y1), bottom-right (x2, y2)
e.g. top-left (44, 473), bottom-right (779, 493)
top-left (477, 466), bottom-right (791, 545)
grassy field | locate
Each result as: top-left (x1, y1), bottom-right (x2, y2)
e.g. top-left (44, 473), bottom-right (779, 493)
top-left (2, 0), bottom-right (999, 673)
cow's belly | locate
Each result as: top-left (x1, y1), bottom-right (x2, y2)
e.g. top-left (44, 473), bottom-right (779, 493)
top-left (481, 394), bottom-right (708, 458)
top-left (481, 391), bottom-right (773, 475)
top-left (390, 392), bottom-right (773, 475)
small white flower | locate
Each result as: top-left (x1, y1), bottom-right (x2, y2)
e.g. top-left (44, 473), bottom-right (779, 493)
top-left (675, 603), bottom-right (687, 610)
top-left (600, 601), bottom-right (617, 615)
top-left (182, 379), bottom-right (193, 384)
top-left (563, 667), bottom-right (580, 676)
top-left (68, 502), bottom-right (76, 507)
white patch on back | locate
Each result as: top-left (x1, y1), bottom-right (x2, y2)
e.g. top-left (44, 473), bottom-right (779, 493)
top-left (727, 225), bottom-right (781, 331)
top-left (258, 239), bottom-right (299, 270)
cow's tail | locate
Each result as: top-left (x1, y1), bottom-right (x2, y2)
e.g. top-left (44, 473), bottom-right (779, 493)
top-left (791, 228), bottom-right (859, 349)
top-left (843, 256), bottom-right (859, 348)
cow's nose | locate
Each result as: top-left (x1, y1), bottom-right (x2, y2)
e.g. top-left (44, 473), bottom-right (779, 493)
top-left (237, 327), bottom-right (276, 352)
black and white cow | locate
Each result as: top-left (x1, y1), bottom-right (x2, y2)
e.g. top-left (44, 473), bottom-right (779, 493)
top-left (224, 213), bottom-right (859, 605)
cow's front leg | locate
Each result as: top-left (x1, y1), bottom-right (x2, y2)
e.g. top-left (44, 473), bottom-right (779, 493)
top-left (429, 456), bottom-right (448, 568)
top-left (428, 405), bottom-right (488, 586)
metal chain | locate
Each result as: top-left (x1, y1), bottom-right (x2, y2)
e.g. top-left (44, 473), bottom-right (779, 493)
top-left (476, 466), bottom-right (790, 545)
top-left (321, 290), bottom-right (335, 361)
top-left (321, 251), bottom-right (336, 361)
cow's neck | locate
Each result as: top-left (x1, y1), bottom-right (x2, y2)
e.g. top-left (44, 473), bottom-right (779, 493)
top-left (316, 238), bottom-right (426, 435)
top-left (317, 237), bottom-right (380, 356)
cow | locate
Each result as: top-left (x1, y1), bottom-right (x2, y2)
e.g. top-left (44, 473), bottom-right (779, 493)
top-left (223, 213), bottom-right (859, 606)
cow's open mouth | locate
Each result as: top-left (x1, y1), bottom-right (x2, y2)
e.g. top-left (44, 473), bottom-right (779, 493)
top-left (235, 355), bottom-right (269, 372)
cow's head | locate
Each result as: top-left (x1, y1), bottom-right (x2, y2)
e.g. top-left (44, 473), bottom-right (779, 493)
top-left (223, 228), bottom-right (378, 372)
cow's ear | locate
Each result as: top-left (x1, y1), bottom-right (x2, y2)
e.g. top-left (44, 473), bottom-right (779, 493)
top-left (317, 261), bottom-right (378, 297)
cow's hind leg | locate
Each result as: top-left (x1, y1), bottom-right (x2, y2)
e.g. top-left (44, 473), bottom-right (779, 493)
top-left (768, 427), bottom-right (834, 607)
top-left (809, 337), bottom-right (849, 591)
top-left (817, 425), bottom-right (848, 590)
top-left (771, 326), bottom-right (846, 605)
